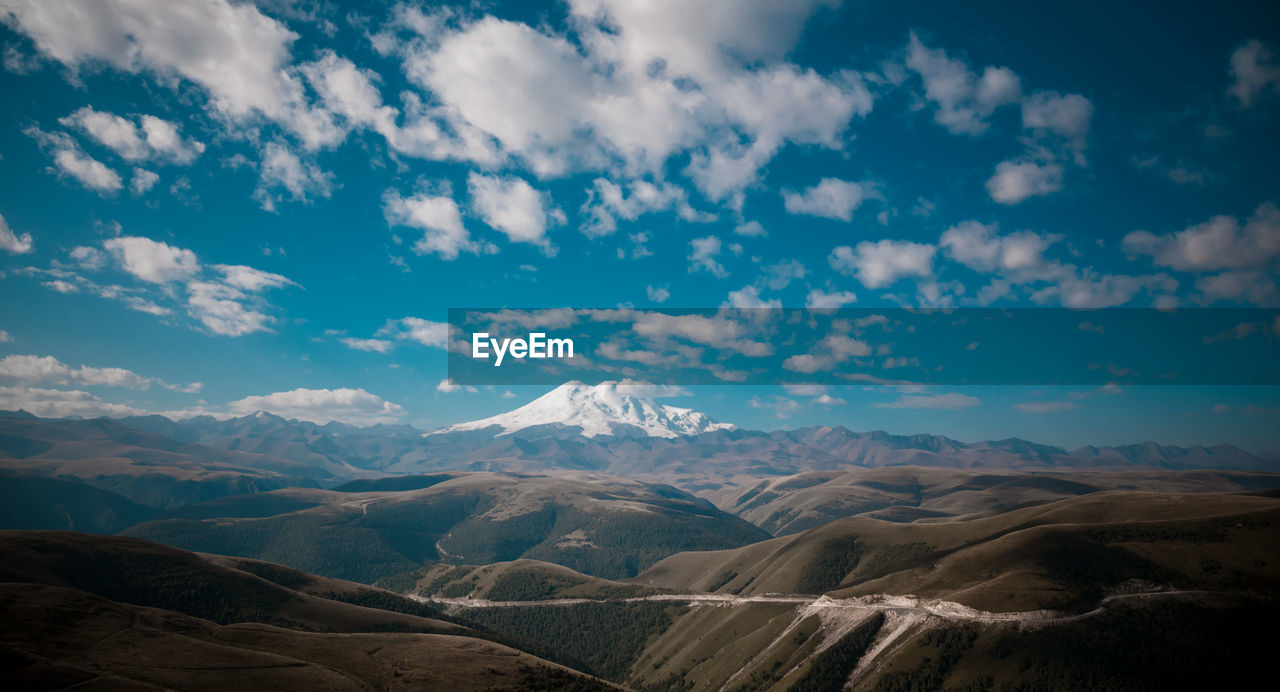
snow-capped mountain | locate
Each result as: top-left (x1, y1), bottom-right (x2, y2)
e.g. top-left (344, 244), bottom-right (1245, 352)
top-left (426, 381), bottom-right (738, 438)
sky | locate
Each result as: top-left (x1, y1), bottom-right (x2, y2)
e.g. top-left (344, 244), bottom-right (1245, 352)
top-left (1, 0), bottom-right (1279, 454)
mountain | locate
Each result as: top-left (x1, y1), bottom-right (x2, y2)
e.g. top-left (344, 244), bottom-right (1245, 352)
top-left (427, 381), bottom-right (737, 438)
top-left (0, 531), bottom-right (613, 690)
top-left (0, 416), bottom-right (337, 508)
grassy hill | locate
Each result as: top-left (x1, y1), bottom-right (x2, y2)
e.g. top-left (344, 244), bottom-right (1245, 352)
top-left (636, 491), bottom-right (1280, 611)
top-left (123, 472), bottom-right (770, 582)
top-left (0, 531), bottom-right (615, 691)
top-left (0, 475), bottom-right (157, 532)
top-left (707, 466), bottom-right (1280, 535)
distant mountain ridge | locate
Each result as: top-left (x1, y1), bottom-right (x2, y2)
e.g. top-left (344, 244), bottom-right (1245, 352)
top-left (2, 381), bottom-right (1275, 503)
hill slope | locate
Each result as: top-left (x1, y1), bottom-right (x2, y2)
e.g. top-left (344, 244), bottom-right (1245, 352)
top-left (123, 472), bottom-right (770, 582)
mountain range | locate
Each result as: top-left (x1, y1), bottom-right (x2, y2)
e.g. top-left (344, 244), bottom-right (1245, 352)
top-left (2, 382), bottom-right (1274, 511)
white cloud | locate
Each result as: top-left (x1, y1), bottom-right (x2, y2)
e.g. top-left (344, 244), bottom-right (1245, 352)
top-left (377, 317), bottom-right (449, 348)
top-left (26, 127), bottom-right (123, 193)
top-left (646, 284), bottom-right (670, 303)
top-left (874, 392), bottom-right (981, 409)
top-left (0, 331), bottom-right (10, 343)
top-left (1194, 271), bottom-right (1279, 306)
top-left (689, 236), bottom-right (728, 278)
top-left (383, 188), bottom-right (473, 260)
top-left (986, 159), bottom-right (1063, 205)
top-left (213, 264), bottom-right (294, 292)
top-left (227, 387), bottom-right (404, 425)
top-left (1030, 269), bottom-right (1178, 308)
top-left (0, 353), bottom-right (200, 393)
top-left (903, 33), bottom-right (1021, 135)
top-left (467, 172), bottom-right (557, 249)
top-left (382, 1), bottom-right (864, 202)
top-left (782, 178), bottom-right (873, 221)
top-left (185, 281), bottom-right (273, 336)
top-left (724, 285), bottom-right (781, 309)
top-left (1021, 91), bottom-right (1093, 149)
top-left (130, 168), bottom-right (159, 195)
top-left (1123, 202), bottom-right (1280, 272)
top-left (830, 240), bottom-right (935, 288)
top-left (0, 385), bottom-right (145, 418)
top-left (1013, 400), bottom-right (1080, 414)
top-left (1229, 39), bottom-right (1280, 106)
top-left (734, 220), bottom-right (767, 237)
top-left (436, 378), bottom-right (467, 394)
top-left (940, 220), bottom-right (1059, 278)
top-left (341, 337), bottom-right (393, 353)
top-left (104, 236), bottom-right (199, 284)
top-left (762, 259), bottom-right (806, 290)
top-left (580, 178), bottom-right (714, 237)
top-left (0, 213), bottom-right (34, 254)
top-left (2, 0), bottom-right (341, 148)
top-left (806, 288), bottom-right (858, 309)
top-left (59, 106), bottom-right (204, 164)
top-left (253, 142), bottom-right (333, 211)
top-left (0, 354), bottom-right (144, 389)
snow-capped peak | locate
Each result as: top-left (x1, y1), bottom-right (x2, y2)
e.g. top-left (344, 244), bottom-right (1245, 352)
top-left (427, 381), bottom-right (737, 438)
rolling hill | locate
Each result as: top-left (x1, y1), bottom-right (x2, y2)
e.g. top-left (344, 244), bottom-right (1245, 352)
top-left (122, 472), bottom-right (771, 582)
top-left (0, 531), bottom-right (614, 690)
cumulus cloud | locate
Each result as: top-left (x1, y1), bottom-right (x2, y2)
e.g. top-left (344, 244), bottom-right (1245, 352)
top-left (340, 338), bottom-right (392, 353)
top-left (1229, 39), bottom-right (1280, 106)
top-left (1123, 202), bottom-right (1280, 273)
top-left (378, 1), bottom-right (866, 202)
top-left (903, 33), bottom-right (1021, 135)
top-left (253, 142), bottom-right (333, 212)
top-left (104, 236), bottom-right (199, 284)
top-left (734, 220), bottom-right (767, 237)
top-left (383, 188), bottom-right (473, 260)
top-left (2, 0), bottom-right (341, 148)
top-left (0, 385), bottom-right (145, 418)
top-left (0, 213), bottom-right (34, 254)
top-left (806, 288), bottom-right (858, 309)
top-left (689, 236), bottom-right (728, 278)
top-left (26, 127), bottom-right (123, 193)
top-left (130, 168), bottom-right (159, 195)
top-left (185, 281), bottom-right (273, 336)
top-left (59, 106), bottom-right (204, 164)
top-left (940, 220), bottom-right (1061, 282)
top-left (830, 240), bottom-right (935, 289)
top-left (376, 317), bottom-right (450, 348)
top-left (1022, 91), bottom-right (1092, 151)
top-left (782, 178), bottom-right (873, 221)
top-left (227, 387), bottom-right (404, 425)
top-left (436, 378), bottom-right (476, 394)
top-left (0, 353), bottom-right (199, 392)
top-left (724, 285), bottom-right (781, 309)
top-left (646, 284), bottom-right (670, 303)
top-left (580, 178), bottom-right (714, 237)
top-left (986, 159), bottom-right (1063, 205)
top-left (467, 172), bottom-right (559, 249)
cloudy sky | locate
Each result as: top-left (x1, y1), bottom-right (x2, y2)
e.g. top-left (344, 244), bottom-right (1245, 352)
top-left (1, 0), bottom-right (1278, 452)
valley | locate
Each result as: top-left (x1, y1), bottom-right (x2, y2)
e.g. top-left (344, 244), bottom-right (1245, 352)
top-left (2, 383), bottom-right (1278, 690)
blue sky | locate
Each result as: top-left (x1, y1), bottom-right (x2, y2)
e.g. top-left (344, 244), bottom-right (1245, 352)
top-left (1, 0), bottom-right (1279, 453)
